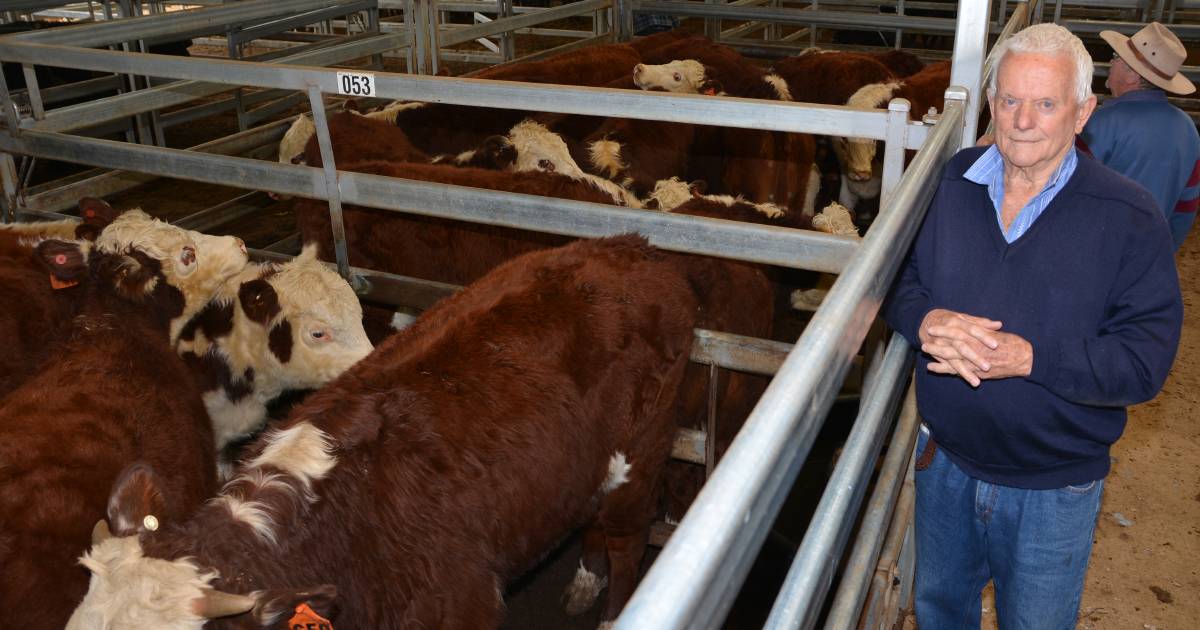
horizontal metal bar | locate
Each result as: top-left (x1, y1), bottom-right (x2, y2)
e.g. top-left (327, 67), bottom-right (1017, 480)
top-left (613, 99), bottom-right (964, 630)
top-left (763, 333), bottom-right (913, 630)
top-left (0, 41), bottom-right (893, 139)
top-left (12, 74), bottom-right (122, 108)
top-left (1063, 18), bottom-right (1200, 38)
top-left (437, 0), bottom-right (610, 46)
top-left (173, 191), bottom-right (271, 232)
top-left (9, 0), bottom-right (354, 47)
top-left (0, 129), bottom-right (859, 273)
top-left (637, 1), bottom-right (958, 31)
top-left (229, 0), bottom-right (377, 46)
top-left (690, 329), bottom-right (792, 377)
top-left (23, 118), bottom-right (292, 214)
top-left (21, 31), bottom-right (409, 133)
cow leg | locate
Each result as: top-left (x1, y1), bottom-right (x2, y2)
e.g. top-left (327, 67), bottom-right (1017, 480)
top-left (563, 522), bottom-right (609, 616)
top-left (597, 523), bottom-right (651, 625)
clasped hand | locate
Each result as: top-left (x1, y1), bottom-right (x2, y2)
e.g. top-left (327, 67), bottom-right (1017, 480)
top-left (917, 308), bottom-right (1033, 387)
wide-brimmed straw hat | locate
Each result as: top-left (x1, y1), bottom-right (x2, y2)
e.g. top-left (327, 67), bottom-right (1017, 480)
top-left (1102, 22), bottom-right (1195, 95)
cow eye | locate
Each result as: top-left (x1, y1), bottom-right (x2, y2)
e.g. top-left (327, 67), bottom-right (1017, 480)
top-left (311, 330), bottom-right (325, 340)
top-left (538, 159), bottom-right (555, 172)
top-left (673, 72), bottom-right (681, 82)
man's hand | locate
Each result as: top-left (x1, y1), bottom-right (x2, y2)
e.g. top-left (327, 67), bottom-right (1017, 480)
top-left (919, 309), bottom-right (1002, 387)
top-left (926, 326), bottom-right (1032, 381)
top-left (920, 309), bottom-right (1034, 386)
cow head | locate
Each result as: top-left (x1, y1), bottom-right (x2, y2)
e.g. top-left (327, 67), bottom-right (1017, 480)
top-left (95, 209), bottom-right (249, 339)
top-left (233, 245), bottom-right (373, 391)
top-left (838, 81), bottom-right (901, 181)
top-left (507, 119), bottom-right (587, 177)
top-left (67, 463), bottom-right (337, 630)
top-left (632, 60), bottom-right (711, 93)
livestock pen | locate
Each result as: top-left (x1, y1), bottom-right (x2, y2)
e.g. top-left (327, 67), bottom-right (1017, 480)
top-left (0, 0), bottom-right (1186, 627)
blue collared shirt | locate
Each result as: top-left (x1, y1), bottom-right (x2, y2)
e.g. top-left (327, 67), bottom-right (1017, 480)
top-left (963, 144), bottom-right (1079, 243)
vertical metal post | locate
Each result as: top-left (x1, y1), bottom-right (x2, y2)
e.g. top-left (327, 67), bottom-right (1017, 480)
top-left (809, 0), bottom-right (817, 48)
top-left (366, 6), bottom-right (384, 69)
top-left (0, 62), bottom-right (17, 223)
top-left (895, 0), bottom-right (905, 50)
top-left (20, 66), bottom-right (45, 120)
top-left (706, 363), bottom-right (719, 479)
top-left (704, 0), bottom-right (720, 40)
top-left (595, 0), bottom-right (611, 39)
top-left (0, 154), bottom-right (18, 224)
top-left (405, 0), bottom-right (418, 72)
top-left (880, 98), bottom-right (910, 210)
top-left (427, 0), bottom-right (441, 76)
top-left (305, 86), bottom-right (354, 286)
top-left (499, 0), bottom-right (515, 62)
top-left (949, 0), bottom-right (992, 148)
top-left (228, 33), bottom-right (249, 131)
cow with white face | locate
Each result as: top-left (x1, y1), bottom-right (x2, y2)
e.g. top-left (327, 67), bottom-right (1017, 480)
top-left (505, 119), bottom-right (643, 208)
top-left (632, 59), bottom-right (716, 94)
top-left (177, 245), bottom-right (374, 457)
top-left (96, 209), bottom-right (250, 341)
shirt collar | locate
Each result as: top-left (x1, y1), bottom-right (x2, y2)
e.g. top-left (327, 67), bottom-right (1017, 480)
top-left (963, 143), bottom-right (1078, 192)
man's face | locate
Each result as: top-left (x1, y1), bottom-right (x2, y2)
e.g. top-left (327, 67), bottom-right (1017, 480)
top-left (1106, 54), bottom-right (1139, 96)
top-left (990, 52), bottom-right (1097, 175)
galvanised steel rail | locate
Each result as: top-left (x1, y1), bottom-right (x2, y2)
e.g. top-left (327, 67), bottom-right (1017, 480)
top-left (762, 332), bottom-right (914, 630)
top-left (0, 128), bottom-right (862, 273)
top-left (613, 92), bottom-right (965, 629)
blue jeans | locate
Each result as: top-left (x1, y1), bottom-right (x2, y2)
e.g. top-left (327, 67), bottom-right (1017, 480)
top-left (913, 427), bottom-right (1104, 630)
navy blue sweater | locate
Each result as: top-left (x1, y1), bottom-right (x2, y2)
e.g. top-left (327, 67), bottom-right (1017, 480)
top-left (886, 147), bottom-right (1183, 489)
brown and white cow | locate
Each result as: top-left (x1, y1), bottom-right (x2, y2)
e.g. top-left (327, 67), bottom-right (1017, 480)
top-left (0, 199), bottom-right (124, 396)
top-left (176, 245), bottom-right (373, 456)
top-left (0, 213), bottom-right (247, 629)
top-left (67, 235), bottom-right (698, 629)
top-left (837, 60), bottom-right (951, 203)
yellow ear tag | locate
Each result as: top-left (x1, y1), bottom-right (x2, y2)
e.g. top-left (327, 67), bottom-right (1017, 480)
top-left (289, 603), bottom-right (333, 630)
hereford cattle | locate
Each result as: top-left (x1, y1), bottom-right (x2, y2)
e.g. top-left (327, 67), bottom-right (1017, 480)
top-left (67, 235), bottom-right (699, 629)
top-left (0, 199), bottom-right (130, 397)
top-left (0, 213), bottom-right (248, 629)
top-left (293, 160), bottom-right (610, 286)
top-left (469, 42), bottom-right (641, 86)
top-left (176, 245), bottom-right (373, 457)
top-left (771, 49), bottom-right (900, 106)
top-left (839, 60), bottom-right (951, 182)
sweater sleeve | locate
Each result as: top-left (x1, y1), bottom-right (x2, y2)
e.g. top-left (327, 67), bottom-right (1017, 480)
top-left (1169, 158), bottom-right (1200, 249)
top-left (1026, 211), bottom-right (1182, 406)
top-left (884, 193), bottom-right (937, 348)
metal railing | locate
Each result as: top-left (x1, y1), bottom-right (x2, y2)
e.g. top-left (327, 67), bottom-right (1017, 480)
top-left (0, 0), bottom-right (1001, 626)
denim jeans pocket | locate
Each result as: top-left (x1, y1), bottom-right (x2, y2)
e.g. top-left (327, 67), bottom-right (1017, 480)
top-left (1062, 479), bottom-right (1101, 494)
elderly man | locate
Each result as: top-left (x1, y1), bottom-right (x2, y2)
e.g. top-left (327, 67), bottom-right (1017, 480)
top-left (886, 23), bottom-right (1182, 629)
top-left (1080, 22), bottom-right (1200, 250)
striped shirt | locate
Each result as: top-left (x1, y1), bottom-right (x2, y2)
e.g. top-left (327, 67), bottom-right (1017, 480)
top-left (962, 144), bottom-right (1079, 243)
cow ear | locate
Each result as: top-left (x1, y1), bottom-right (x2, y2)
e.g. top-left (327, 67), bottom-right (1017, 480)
top-left (644, 198), bottom-right (660, 210)
top-left (76, 197), bottom-right (122, 241)
top-left (343, 99), bottom-right (361, 113)
top-left (106, 462), bottom-right (167, 537)
top-left (250, 584), bottom-right (338, 627)
top-left (485, 135), bottom-right (516, 169)
top-left (238, 278), bottom-right (282, 325)
top-left (34, 239), bottom-right (88, 286)
top-left (700, 77), bottom-right (723, 96)
top-left (297, 242), bottom-right (320, 263)
top-left (688, 180), bottom-right (707, 196)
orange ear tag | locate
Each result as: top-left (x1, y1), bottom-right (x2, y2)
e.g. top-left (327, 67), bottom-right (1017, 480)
top-left (49, 275), bottom-right (79, 290)
top-left (289, 603), bottom-right (334, 630)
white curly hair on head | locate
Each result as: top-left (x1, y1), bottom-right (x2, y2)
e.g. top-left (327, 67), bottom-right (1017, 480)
top-left (987, 23), bottom-right (1094, 105)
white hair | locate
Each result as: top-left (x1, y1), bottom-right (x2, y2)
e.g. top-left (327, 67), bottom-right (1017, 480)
top-left (987, 23), bottom-right (1094, 104)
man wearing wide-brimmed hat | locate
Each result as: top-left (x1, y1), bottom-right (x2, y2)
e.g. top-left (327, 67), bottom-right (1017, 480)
top-left (1081, 22), bottom-right (1200, 250)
